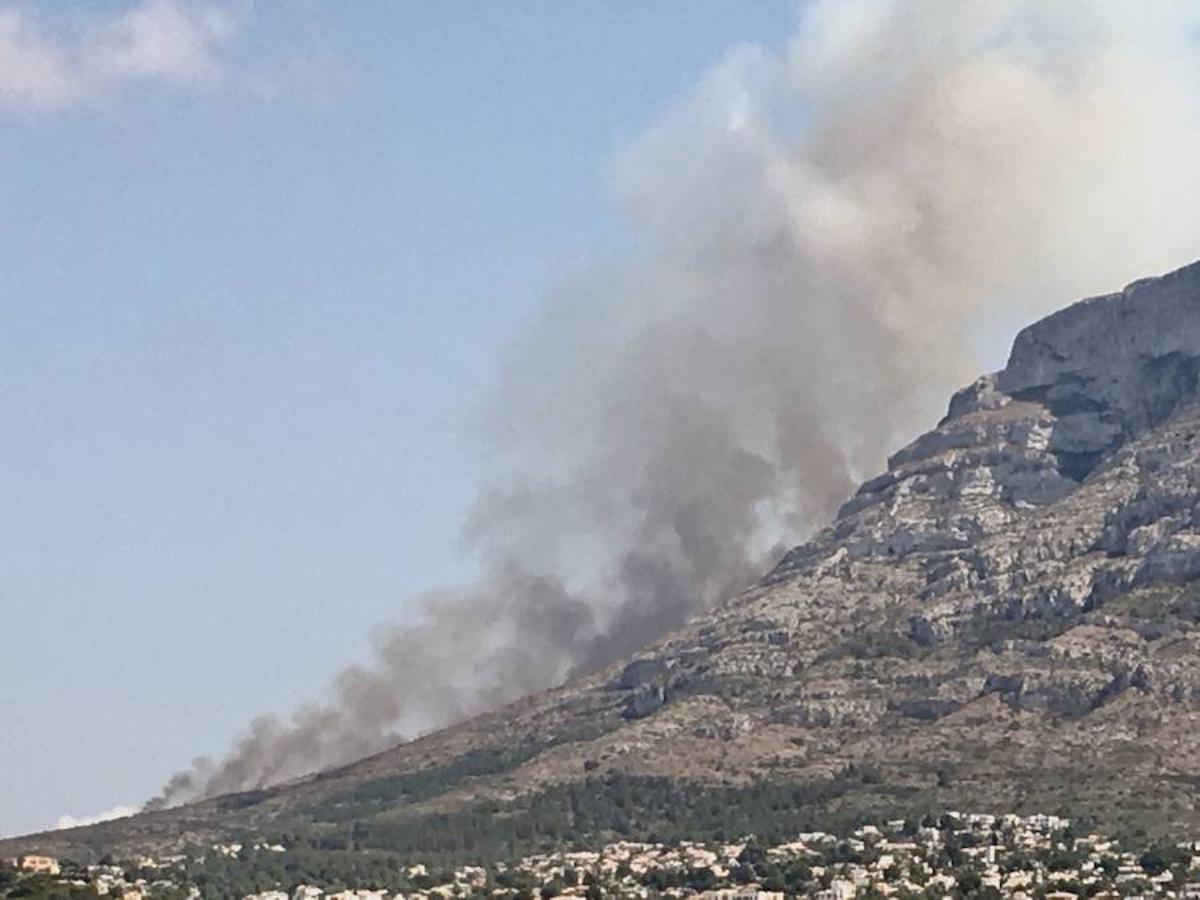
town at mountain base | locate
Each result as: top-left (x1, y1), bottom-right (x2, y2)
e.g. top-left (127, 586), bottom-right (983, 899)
top-left (10, 260), bottom-right (1200, 893)
top-left (8, 811), bottom-right (1200, 898)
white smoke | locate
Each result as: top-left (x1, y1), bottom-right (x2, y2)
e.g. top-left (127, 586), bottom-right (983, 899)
top-left (55, 805), bottom-right (139, 831)
top-left (153, 0), bottom-right (1200, 807)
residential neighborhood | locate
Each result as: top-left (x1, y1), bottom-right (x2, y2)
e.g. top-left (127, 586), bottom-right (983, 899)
top-left (8, 812), bottom-right (1200, 899)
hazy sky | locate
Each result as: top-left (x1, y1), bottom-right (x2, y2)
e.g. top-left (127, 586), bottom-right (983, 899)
top-left (0, 0), bottom-right (808, 838)
top-left (13, 0), bottom-right (1188, 839)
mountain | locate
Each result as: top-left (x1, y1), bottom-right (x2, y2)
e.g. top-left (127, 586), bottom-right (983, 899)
top-left (11, 259), bottom-right (1200, 863)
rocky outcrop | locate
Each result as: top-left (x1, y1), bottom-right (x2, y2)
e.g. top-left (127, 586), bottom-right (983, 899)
top-left (769, 261), bottom-right (1200, 626)
top-left (999, 261), bottom-right (1200, 438)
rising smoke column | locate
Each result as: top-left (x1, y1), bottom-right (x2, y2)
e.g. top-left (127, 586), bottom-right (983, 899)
top-left (153, 0), bottom-right (1200, 806)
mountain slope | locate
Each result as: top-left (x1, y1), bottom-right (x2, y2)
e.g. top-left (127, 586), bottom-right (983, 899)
top-left (11, 259), bottom-right (1200, 861)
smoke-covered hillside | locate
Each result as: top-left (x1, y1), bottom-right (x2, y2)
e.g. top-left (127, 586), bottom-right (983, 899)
top-left (12, 257), bottom-right (1200, 863)
top-left (154, 0), bottom-right (1200, 809)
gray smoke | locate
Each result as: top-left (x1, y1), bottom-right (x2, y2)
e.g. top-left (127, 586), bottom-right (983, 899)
top-left (153, 0), bottom-right (1200, 806)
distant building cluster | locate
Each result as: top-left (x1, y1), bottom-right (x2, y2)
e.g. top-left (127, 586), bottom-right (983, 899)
top-left (6, 852), bottom-right (194, 898)
top-left (11, 812), bottom-right (1200, 898)
top-left (251, 890), bottom-right (387, 900)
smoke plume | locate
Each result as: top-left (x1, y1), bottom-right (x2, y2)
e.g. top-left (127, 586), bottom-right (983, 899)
top-left (154, 0), bottom-right (1200, 806)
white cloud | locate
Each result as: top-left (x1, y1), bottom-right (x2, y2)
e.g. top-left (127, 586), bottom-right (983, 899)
top-left (0, 0), bottom-right (238, 112)
top-left (55, 804), bottom-right (139, 830)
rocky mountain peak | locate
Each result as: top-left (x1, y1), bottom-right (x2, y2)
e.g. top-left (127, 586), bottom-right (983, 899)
top-left (996, 259), bottom-right (1200, 433)
top-left (969, 258), bottom-right (1200, 473)
top-left (770, 259), bottom-right (1200, 582)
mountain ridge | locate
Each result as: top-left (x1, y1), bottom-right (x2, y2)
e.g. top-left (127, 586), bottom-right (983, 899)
top-left (10, 258), bottom-right (1200, 861)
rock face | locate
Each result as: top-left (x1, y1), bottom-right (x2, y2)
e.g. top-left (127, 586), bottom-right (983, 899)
top-left (12, 259), bottom-right (1200, 859)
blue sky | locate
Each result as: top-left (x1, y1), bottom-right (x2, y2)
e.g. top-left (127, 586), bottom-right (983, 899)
top-left (0, 0), bottom-right (799, 838)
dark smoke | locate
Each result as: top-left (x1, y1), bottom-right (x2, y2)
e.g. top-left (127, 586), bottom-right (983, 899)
top-left (153, 0), bottom-right (1200, 807)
